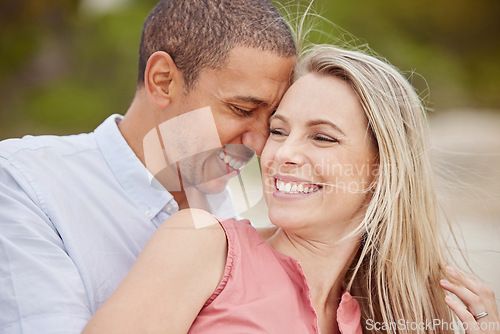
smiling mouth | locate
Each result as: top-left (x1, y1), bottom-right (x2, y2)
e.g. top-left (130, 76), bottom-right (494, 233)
top-left (275, 178), bottom-right (322, 194)
top-left (217, 150), bottom-right (246, 171)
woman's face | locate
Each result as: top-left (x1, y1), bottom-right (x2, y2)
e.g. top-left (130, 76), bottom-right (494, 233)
top-left (261, 73), bottom-right (378, 236)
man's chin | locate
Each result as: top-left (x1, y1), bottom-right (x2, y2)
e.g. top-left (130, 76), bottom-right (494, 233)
top-left (192, 177), bottom-right (230, 195)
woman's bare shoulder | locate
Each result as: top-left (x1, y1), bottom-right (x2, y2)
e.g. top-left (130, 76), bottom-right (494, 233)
top-left (83, 208), bottom-right (228, 333)
top-left (155, 208), bottom-right (227, 254)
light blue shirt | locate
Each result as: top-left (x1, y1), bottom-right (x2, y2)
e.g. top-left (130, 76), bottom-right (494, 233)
top-left (0, 115), bottom-right (236, 333)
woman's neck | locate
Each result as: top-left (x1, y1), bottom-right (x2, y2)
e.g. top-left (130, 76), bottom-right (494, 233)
top-left (266, 228), bottom-right (360, 332)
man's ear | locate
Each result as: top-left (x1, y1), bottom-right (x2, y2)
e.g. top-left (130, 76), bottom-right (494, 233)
top-left (144, 51), bottom-right (183, 109)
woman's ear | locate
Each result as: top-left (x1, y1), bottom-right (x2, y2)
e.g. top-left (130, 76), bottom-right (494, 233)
top-left (144, 51), bottom-right (182, 109)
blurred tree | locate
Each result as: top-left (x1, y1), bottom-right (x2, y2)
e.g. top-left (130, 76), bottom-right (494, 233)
top-left (0, 0), bottom-right (499, 140)
top-left (0, 0), bottom-right (156, 138)
top-left (0, 0), bottom-right (80, 136)
top-left (296, 0), bottom-right (500, 110)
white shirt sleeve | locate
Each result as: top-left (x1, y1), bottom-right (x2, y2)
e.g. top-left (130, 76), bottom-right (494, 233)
top-left (0, 157), bottom-right (91, 333)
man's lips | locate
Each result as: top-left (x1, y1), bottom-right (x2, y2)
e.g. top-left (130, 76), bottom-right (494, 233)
top-left (217, 150), bottom-right (247, 171)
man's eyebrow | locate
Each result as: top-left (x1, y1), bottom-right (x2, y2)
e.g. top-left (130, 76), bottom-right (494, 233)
top-left (232, 96), bottom-right (269, 107)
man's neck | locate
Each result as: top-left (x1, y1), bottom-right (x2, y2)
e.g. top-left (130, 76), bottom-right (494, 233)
top-left (117, 90), bottom-right (154, 167)
top-left (169, 191), bottom-right (189, 210)
top-left (172, 187), bottom-right (213, 211)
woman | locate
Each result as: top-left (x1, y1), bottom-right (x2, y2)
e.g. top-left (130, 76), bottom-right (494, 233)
top-left (84, 45), bottom-right (499, 333)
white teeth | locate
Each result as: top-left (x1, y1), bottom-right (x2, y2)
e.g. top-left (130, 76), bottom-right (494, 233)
top-left (228, 158), bottom-right (238, 169)
top-left (275, 180), bottom-right (319, 194)
top-left (218, 150), bottom-right (244, 170)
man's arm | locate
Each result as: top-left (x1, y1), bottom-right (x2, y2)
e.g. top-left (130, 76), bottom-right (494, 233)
top-left (82, 209), bottom-right (228, 333)
top-left (0, 158), bottom-right (91, 333)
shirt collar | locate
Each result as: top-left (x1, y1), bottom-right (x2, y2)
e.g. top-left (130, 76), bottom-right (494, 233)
top-left (93, 114), bottom-right (173, 219)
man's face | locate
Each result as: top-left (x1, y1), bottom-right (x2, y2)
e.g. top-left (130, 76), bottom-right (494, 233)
top-left (162, 46), bottom-right (295, 194)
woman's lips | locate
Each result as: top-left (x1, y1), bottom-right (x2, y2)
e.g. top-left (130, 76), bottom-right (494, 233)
top-left (273, 175), bottom-right (323, 197)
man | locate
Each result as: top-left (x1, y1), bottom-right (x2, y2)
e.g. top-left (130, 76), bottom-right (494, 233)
top-left (0, 0), bottom-right (296, 332)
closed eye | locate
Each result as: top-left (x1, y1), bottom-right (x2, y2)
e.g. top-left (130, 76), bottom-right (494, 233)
top-left (313, 134), bottom-right (338, 143)
top-left (269, 128), bottom-right (287, 136)
top-left (230, 105), bottom-right (254, 116)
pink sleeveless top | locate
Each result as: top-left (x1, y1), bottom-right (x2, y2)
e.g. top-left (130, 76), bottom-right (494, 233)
top-left (188, 219), bottom-right (362, 334)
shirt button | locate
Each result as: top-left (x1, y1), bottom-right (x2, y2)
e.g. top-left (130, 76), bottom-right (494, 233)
top-left (164, 203), bottom-right (175, 214)
top-left (145, 209), bottom-right (153, 218)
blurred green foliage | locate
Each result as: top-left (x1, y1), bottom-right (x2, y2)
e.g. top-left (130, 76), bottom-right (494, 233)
top-left (302, 0), bottom-right (500, 113)
top-left (0, 0), bottom-right (157, 139)
top-left (0, 0), bottom-right (499, 140)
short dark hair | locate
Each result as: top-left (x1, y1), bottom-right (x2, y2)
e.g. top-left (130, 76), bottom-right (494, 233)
top-left (137, 0), bottom-right (296, 90)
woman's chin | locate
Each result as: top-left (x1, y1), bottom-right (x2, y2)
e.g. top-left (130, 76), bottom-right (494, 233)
top-left (268, 210), bottom-right (298, 229)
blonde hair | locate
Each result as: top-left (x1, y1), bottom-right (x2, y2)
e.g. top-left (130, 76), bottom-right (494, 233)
top-left (295, 45), bottom-right (454, 333)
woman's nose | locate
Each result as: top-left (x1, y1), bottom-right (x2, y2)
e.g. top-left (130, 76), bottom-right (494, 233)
top-left (274, 137), bottom-right (306, 167)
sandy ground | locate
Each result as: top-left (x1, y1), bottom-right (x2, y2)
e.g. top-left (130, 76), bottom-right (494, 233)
top-left (228, 109), bottom-right (500, 300)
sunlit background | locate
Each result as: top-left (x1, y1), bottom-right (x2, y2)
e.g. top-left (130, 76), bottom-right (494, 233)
top-left (1, 0), bottom-right (499, 300)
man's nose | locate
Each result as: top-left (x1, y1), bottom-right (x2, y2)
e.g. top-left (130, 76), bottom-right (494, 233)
top-left (241, 121), bottom-right (270, 157)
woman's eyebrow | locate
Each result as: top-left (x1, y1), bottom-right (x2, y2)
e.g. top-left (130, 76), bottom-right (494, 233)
top-left (270, 114), bottom-right (346, 136)
top-left (306, 119), bottom-right (346, 136)
top-left (269, 113), bottom-right (287, 123)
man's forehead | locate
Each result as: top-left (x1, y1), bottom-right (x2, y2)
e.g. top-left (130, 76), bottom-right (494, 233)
top-left (196, 47), bottom-right (295, 107)
top-left (223, 46), bottom-right (295, 76)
